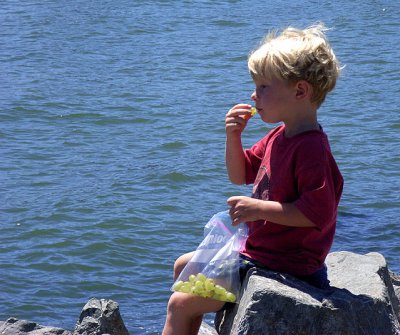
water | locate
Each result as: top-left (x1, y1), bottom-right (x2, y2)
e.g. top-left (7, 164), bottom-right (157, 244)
top-left (1, 0), bottom-right (399, 333)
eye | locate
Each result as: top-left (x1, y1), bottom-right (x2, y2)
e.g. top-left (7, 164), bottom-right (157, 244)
top-left (256, 85), bottom-right (267, 92)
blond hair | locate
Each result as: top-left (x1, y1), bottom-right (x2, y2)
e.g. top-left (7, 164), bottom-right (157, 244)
top-left (248, 24), bottom-right (341, 106)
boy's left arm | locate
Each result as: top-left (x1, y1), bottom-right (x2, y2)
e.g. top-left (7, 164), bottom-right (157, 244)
top-left (227, 196), bottom-right (316, 227)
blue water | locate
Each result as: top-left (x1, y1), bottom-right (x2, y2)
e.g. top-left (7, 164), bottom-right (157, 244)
top-left (1, 1), bottom-right (399, 334)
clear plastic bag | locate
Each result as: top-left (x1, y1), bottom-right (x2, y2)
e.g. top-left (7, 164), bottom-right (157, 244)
top-left (171, 210), bottom-right (248, 303)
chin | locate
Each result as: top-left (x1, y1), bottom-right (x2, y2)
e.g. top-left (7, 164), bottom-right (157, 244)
top-left (261, 116), bottom-right (276, 124)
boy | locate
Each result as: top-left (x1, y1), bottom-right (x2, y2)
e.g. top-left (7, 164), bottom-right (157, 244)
top-left (162, 23), bottom-right (343, 335)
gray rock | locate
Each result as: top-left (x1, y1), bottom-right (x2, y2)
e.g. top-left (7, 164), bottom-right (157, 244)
top-left (199, 322), bottom-right (218, 335)
top-left (215, 251), bottom-right (400, 335)
top-left (0, 302), bottom-right (217, 335)
top-left (390, 271), bottom-right (400, 319)
top-left (73, 298), bottom-right (129, 335)
top-left (0, 317), bottom-right (71, 335)
top-left (0, 298), bottom-right (129, 335)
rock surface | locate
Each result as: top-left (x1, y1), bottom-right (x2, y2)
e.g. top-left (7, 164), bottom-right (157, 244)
top-left (199, 322), bottom-right (219, 335)
top-left (73, 298), bottom-right (129, 335)
top-left (0, 318), bottom-right (72, 335)
top-left (0, 298), bottom-right (128, 335)
top-left (215, 251), bottom-right (400, 335)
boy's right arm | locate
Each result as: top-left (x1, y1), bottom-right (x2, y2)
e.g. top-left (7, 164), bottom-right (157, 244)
top-left (225, 104), bottom-right (253, 185)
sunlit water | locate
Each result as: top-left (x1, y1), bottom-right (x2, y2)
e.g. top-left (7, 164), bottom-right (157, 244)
top-left (1, 1), bottom-right (399, 333)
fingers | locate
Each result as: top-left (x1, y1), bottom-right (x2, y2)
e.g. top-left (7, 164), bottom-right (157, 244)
top-left (225, 104), bottom-right (253, 129)
top-left (231, 216), bottom-right (241, 226)
top-left (227, 196), bottom-right (244, 225)
top-left (226, 104), bottom-right (252, 115)
top-left (229, 208), bottom-right (242, 226)
top-left (226, 196), bottom-right (240, 206)
top-left (226, 104), bottom-right (253, 119)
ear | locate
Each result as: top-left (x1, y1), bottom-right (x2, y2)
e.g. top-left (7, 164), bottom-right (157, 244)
top-left (295, 80), bottom-right (311, 100)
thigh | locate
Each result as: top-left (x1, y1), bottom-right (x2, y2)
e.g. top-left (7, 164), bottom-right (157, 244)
top-left (173, 251), bottom-right (195, 280)
top-left (168, 291), bottom-right (226, 316)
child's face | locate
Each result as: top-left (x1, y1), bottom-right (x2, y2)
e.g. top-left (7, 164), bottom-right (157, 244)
top-left (251, 78), bottom-right (296, 124)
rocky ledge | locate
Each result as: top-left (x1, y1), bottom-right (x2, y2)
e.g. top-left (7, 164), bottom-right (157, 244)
top-left (1, 251), bottom-right (399, 335)
top-left (0, 298), bottom-right (129, 335)
top-left (216, 251), bottom-right (400, 335)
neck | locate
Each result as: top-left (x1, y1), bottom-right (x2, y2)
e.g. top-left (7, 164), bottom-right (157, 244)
top-left (284, 121), bottom-right (320, 138)
top-left (283, 108), bottom-right (319, 137)
top-left (282, 100), bottom-right (319, 137)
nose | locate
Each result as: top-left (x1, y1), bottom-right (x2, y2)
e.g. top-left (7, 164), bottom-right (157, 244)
top-left (251, 90), bottom-right (257, 101)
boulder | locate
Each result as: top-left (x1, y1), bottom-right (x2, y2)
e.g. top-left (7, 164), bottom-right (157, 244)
top-left (0, 298), bottom-right (129, 335)
top-left (0, 317), bottom-right (71, 335)
top-left (73, 298), bottom-right (129, 335)
top-left (390, 271), bottom-right (400, 317)
top-left (200, 322), bottom-right (219, 335)
top-left (215, 251), bottom-right (400, 335)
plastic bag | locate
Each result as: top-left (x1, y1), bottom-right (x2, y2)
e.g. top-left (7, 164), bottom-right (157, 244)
top-left (171, 210), bottom-right (248, 303)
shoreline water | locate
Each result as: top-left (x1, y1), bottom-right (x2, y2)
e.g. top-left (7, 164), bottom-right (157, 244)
top-left (1, 1), bottom-right (399, 333)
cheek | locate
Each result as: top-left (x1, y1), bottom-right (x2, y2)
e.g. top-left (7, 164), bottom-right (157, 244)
top-left (261, 94), bottom-right (271, 103)
top-left (256, 91), bottom-right (264, 100)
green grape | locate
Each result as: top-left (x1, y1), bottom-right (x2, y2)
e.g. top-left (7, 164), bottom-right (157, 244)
top-left (180, 282), bottom-right (191, 293)
top-left (203, 290), bottom-right (214, 298)
top-left (173, 273), bottom-right (237, 303)
top-left (221, 292), bottom-right (229, 301)
top-left (226, 292), bottom-right (236, 302)
top-left (204, 279), bottom-right (215, 291)
top-left (250, 107), bottom-right (257, 116)
top-left (213, 293), bottom-right (226, 301)
top-left (196, 273), bottom-right (207, 282)
top-left (191, 286), bottom-right (205, 297)
top-left (173, 281), bottom-right (184, 291)
top-left (195, 281), bottom-right (204, 290)
top-left (214, 285), bottom-right (227, 295)
top-left (200, 290), bottom-right (208, 297)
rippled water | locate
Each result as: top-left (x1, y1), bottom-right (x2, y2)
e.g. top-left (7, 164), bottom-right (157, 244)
top-left (1, 1), bottom-right (399, 333)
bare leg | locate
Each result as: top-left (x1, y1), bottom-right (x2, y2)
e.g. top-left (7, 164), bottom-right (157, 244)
top-left (173, 251), bottom-right (195, 280)
top-left (162, 292), bottom-right (225, 335)
top-left (163, 251), bottom-right (225, 335)
top-left (174, 251), bottom-right (203, 333)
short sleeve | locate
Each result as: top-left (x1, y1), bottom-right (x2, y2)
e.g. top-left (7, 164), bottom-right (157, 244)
top-left (294, 161), bottom-right (338, 230)
top-left (244, 139), bottom-right (266, 184)
top-left (243, 126), bottom-right (283, 185)
top-left (293, 134), bottom-right (343, 230)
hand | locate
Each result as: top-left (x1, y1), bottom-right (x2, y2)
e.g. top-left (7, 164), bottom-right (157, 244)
top-left (225, 104), bottom-right (254, 135)
top-left (227, 196), bottom-right (264, 225)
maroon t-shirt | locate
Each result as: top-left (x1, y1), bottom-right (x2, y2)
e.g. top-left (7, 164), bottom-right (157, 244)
top-left (241, 125), bottom-right (343, 276)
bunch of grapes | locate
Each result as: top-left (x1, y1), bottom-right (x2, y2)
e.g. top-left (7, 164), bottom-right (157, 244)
top-left (172, 273), bottom-right (236, 302)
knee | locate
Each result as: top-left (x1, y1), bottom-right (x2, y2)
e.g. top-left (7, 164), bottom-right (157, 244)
top-left (167, 292), bottom-right (190, 315)
top-left (173, 255), bottom-right (186, 279)
top-left (173, 252), bottom-right (193, 280)
top-left (167, 292), bottom-right (225, 318)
